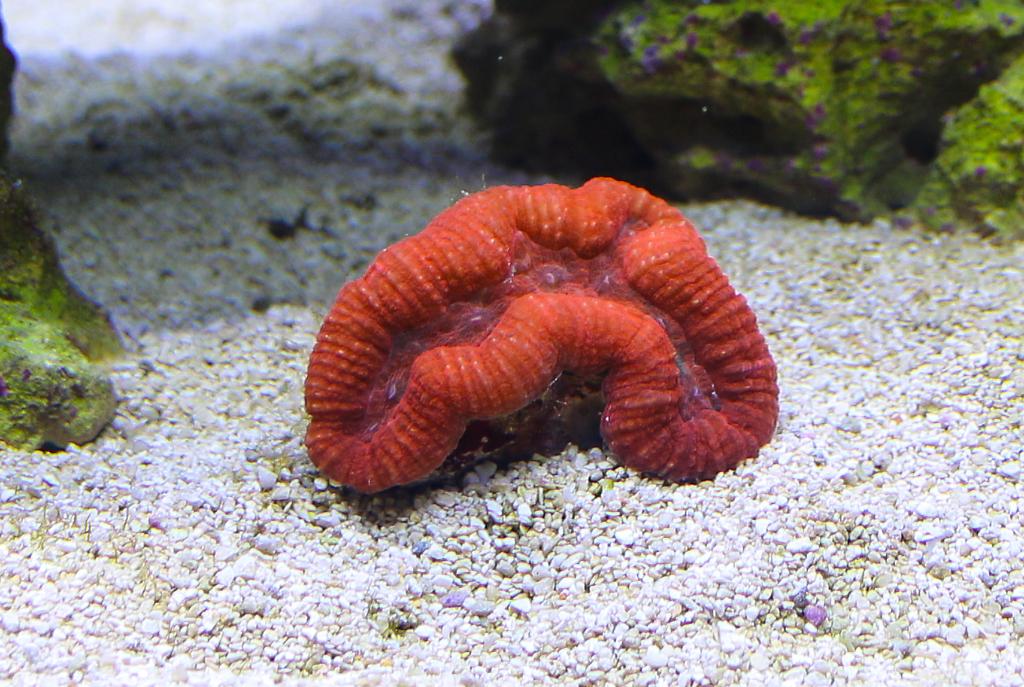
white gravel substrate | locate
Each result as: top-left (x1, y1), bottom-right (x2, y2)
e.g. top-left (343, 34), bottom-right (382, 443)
top-left (2, 1), bottom-right (1023, 686)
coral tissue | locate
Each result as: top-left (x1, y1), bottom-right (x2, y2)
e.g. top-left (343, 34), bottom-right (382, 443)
top-left (305, 178), bottom-right (778, 493)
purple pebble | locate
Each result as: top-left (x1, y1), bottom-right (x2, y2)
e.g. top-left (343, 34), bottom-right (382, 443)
top-left (804, 604), bottom-right (828, 626)
top-left (441, 590), bottom-right (468, 608)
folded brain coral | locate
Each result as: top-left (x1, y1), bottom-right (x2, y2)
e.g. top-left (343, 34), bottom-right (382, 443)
top-left (305, 177), bottom-right (778, 493)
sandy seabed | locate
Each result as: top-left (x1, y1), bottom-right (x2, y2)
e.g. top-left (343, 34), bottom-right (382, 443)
top-left (1, 1), bottom-right (1022, 685)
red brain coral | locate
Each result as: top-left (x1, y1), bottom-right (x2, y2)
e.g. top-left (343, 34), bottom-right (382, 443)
top-left (305, 178), bottom-right (778, 493)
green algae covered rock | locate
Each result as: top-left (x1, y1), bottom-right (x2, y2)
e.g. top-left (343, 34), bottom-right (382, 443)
top-left (457, 0), bottom-right (1024, 228)
top-left (0, 178), bottom-right (122, 450)
top-left (912, 53), bottom-right (1024, 239)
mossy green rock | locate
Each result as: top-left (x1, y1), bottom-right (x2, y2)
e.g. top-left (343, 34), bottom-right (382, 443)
top-left (594, 0), bottom-right (1024, 219)
top-left (457, 0), bottom-right (1024, 226)
top-left (0, 178), bottom-right (122, 450)
top-left (912, 53), bottom-right (1024, 239)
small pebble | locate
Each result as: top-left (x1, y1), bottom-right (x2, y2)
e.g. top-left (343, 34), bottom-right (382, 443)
top-left (253, 535), bottom-right (282, 555)
top-left (138, 617), bottom-right (161, 636)
top-left (0, 614), bottom-right (21, 633)
top-left (786, 537), bottom-right (816, 554)
top-left (804, 605), bottom-right (828, 627)
top-left (509, 598), bottom-right (531, 617)
top-left (996, 461), bottom-right (1021, 481)
top-left (643, 646), bottom-right (669, 669)
top-left (441, 591), bottom-right (468, 608)
top-left (614, 527), bottom-right (637, 546)
top-left (255, 467), bottom-right (277, 491)
top-left (914, 523), bottom-right (953, 544)
top-left (464, 598), bottom-right (495, 617)
top-left (238, 597), bottom-right (266, 615)
top-left (515, 502), bottom-right (533, 526)
top-left (484, 500), bottom-right (503, 522)
top-left (269, 486), bottom-right (292, 502)
top-left (837, 415), bottom-right (863, 433)
top-left (313, 512), bottom-right (341, 529)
